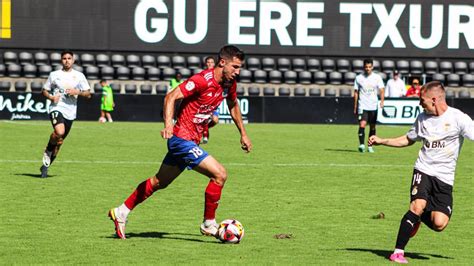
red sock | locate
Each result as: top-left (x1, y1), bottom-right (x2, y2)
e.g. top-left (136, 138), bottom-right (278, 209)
top-left (124, 178), bottom-right (154, 210)
top-left (204, 181), bottom-right (223, 220)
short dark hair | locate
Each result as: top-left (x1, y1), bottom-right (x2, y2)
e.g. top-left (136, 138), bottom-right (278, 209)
top-left (100, 80), bottom-right (107, 84)
top-left (204, 56), bottom-right (215, 62)
top-left (363, 58), bottom-right (373, 66)
top-left (218, 45), bottom-right (245, 62)
top-left (61, 50), bottom-right (74, 58)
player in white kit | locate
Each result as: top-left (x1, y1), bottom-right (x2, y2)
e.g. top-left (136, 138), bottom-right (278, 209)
top-left (40, 51), bottom-right (91, 178)
top-left (368, 81), bottom-right (474, 264)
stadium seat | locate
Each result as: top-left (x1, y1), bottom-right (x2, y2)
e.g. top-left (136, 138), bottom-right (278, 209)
top-left (313, 71), bottom-right (327, 85)
top-left (156, 84), bottom-right (168, 95)
top-left (247, 86), bottom-right (260, 96)
top-left (85, 66), bottom-right (100, 79)
top-left (292, 58), bottom-right (306, 72)
top-left (192, 68), bottom-right (203, 75)
top-left (337, 59), bottom-right (351, 73)
top-left (178, 68), bottom-right (191, 79)
top-left (80, 53), bottom-right (95, 67)
top-left (96, 53), bottom-right (110, 67)
top-left (293, 87), bottom-right (306, 96)
top-left (73, 65), bottom-right (84, 73)
top-left (262, 57), bottom-right (276, 71)
top-left (142, 55), bottom-right (156, 68)
top-left (339, 88), bottom-right (352, 97)
top-left (157, 55), bottom-right (171, 68)
top-left (454, 61), bottom-right (468, 75)
top-left (238, 69), bottom-right (252, 83)
top-left (0, 81), bottom-right (11, 91)
top-left (378, 72), bottom-right (387, 81)
top-left (3, 51), bottom-right (18, 64)
top-left (298, 71), bottom-right (312, 84)
top-left (147, 67), bottom-right (161, 81)
top-left (23, 64), bottom-right (37, 78)
top-left (110, 83), bottom-right (121, 94)
top-left (132, 67), bottom-right (146, 80)
top-left (162, 67), bottom-right (176, 81)
top-left (108, 55), bottom-right (125, 68)
top-left (93, 83), bottom-right (102, 93)
top-left (410, 60), bottom-right (423, 74)
top-left (431, 73), bottom-right (445, 83)
top-left (462, 74), bottom-right (474, 87)
top-left (306, 58), bottom-right (320, 72)
top-left (424, 60), bottom-right (438, 74)
top-left (439, 61), bottom-right (453, 74)
top-left (322, 59), bottom-right (335, 72)
top-left (30, 81), bottom-right (43, 92)
top-left (324, 88), bottom-right (336, 97)
top-left (253, 70), bottom-right (267, 83)
top-left (237, 85), bottom-right (245, 96)
top-left (100, 66), bottom-right (115, 80)
top-left (38, 65), bottom-right (52, 78)
top-left (19, 52), bottom-right (33, 65)
top-left (187, 56), bottom-right (201, 69)
top-left (445, 89), bottom-right (455, 98)
top-left (278, 87), bottom-right (291, 96)
top-left (14, 81), bottom-right (28, 91)
top-left (309, 88), bottom-right (321, 96)
top-left (246, 57), bottom-right (260, 71)
top-left (140, 84), bottom-right (153, 94)
top-left (50, 52), bottom-right (62, 66)
top-left (352, 59), bottom-right (364, 73)
top-left (263, 87), bottom-right (275, 96)
top-left (172, 55), bottom-right (186, 69)
top-left (469, 62), bottom-right (474, 73)
top-left (458, 90), bottom-right (470, 98)
top-left (126, 54), bottom-right (141, 68)
top-left (277, 58), bottom-right (291, 71)
top-left (116, 66), bottom-right (130, 80)
top-left (0, 64), bottom-right (5, 77)
top-left (396, 60), bottom-right (409, 75)
top-left (284, 70), bottom-right (297, 84)
top-left (446, 73), bottom-right (460, 87)
top-left (268, 70), bottom-right (282, 84)
top-left (124, 84), bottom-right (137, 94)
top-left (7, 63), bottom-right (21, 77)
top-left (329, 71), bottom-right (342, 85)
top-left (382, 60), bottom-right (395, 73)
top-left (372, 60), bottom-right (381, 71)
top-left (34, 52), bottom-right (49, 66)
top-left (344, 72), bottom-right (356, 85)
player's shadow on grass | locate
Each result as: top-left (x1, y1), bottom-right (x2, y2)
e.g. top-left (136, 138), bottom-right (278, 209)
top-left (15, 173), bottom-right (55, 178)
top-left (344, 248), bottom-right (454, 261)
top-left (324, 148), bottom-right (358, 153)
top-left (107, 231), bottom-right (219, 244)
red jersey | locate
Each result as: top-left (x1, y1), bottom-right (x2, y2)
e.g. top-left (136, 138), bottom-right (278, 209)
top-left (174, 69), bottom-right (237, 143)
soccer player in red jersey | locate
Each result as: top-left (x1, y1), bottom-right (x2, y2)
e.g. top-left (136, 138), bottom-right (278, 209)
top-left (108, 45), bottom-right (252, 239)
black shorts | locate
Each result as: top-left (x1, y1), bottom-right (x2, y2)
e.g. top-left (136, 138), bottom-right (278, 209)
top-left (410, 169), bottom-right (453, 218)
top-left (49, 111), bottom-right (73, 139)
top-left (358, 110), bottom-right (377, 124)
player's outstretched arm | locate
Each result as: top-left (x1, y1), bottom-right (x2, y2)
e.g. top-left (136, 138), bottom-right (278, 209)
top-left (161, 88), bottom-right (184, 139)
top-left (368, 135), bottom-right (414, 148)
top-left (227, 98), bottom-right (252, 153)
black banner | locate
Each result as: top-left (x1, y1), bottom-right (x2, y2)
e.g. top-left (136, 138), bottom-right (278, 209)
top-left (1, 0), bottom-right (473, 58)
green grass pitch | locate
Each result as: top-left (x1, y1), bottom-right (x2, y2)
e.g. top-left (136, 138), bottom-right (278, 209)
top-left (0, 121), bottom-right (473, 264)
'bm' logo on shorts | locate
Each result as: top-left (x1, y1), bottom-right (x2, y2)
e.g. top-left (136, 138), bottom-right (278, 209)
top-left (424, 140), bottom-right (445, 149)
top-left (1, 0), bottom-right (11, 38)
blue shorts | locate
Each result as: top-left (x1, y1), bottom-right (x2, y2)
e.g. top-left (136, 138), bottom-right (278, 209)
top-left (162, 136), bottom-right (209, 170)
top-left (213, 110), bottom-right (219, 116)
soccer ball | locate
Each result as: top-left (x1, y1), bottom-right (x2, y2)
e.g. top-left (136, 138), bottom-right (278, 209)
top-left (217, 219), bottom-right (244, 244)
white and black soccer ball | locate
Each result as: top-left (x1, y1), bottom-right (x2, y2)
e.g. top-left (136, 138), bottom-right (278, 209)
top-left (217, 219), bottom-right (244, 244)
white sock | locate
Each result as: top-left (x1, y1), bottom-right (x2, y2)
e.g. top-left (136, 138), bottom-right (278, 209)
top-left (118, 203), bottom-right (130, 220)
top-left (204, 219), bottom-right (217, 226)
top-left (394, 249), bottom-right (404, 254)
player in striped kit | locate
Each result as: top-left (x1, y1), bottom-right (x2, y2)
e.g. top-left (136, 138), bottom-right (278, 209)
top-left (369, 81), bottom-right (474, 264)
top-left (108, 45), bottom-right (252, 239)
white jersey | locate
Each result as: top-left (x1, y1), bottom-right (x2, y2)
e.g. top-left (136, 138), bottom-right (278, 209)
top-left (407, 107), bottom-right (474, 186)
top-left (43, 69), bottom-right (90, 120)
top-left (385, 78), bottom-right (406, 98)
top-left (354, 72), bottom-right (384, 112)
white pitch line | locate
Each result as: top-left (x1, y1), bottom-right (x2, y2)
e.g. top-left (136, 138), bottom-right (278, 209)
top-left (0, 159), bottom-right (412, 168)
